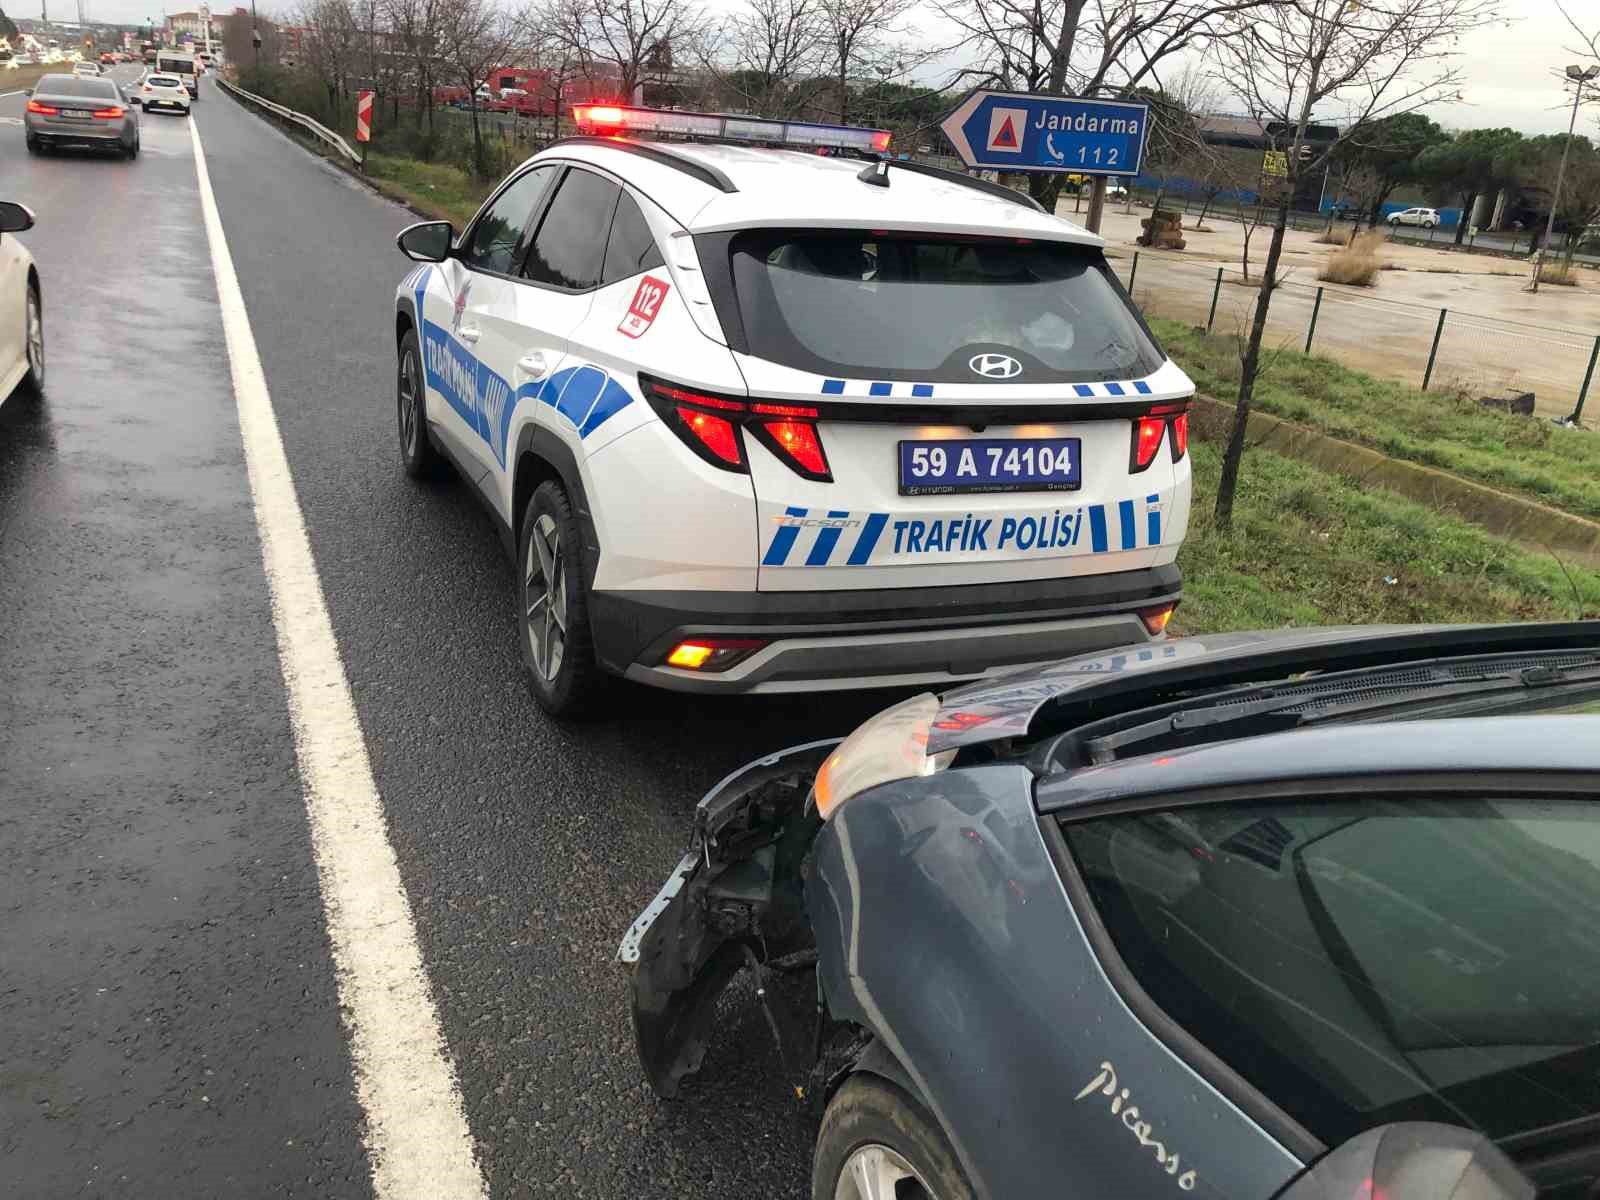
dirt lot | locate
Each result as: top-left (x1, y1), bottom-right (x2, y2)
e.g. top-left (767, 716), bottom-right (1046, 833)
top-left (1060, 199), bottom-right (1600, 420)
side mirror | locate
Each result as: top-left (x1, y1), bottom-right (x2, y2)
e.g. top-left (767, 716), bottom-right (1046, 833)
top-left (396, 221), bottom-right (454, 263)
top-left (1277, 1124), bottom-right (1533, 1200)
top-left (0, 202), bottom-right (36, 234)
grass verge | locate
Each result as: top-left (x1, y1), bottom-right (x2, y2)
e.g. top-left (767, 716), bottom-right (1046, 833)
top-left (361, 152), bottom-right (494, 227)
top-left (1152, 316), bottom-right (1600, 520)
top-left (1173, 442), bottom-right (1599, 634)
top-left (1, 63), bottom-right (62, 94)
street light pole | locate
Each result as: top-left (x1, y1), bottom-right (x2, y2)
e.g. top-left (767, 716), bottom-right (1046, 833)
top-left (251, 0), bottom-right (260, 72)
top-left (1530, 64), bottom-right (1599, 294)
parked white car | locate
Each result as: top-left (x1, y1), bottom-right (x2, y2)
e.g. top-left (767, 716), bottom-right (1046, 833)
top-left (1389, 207), bottom-right (1440, 229)
top-left (0, 201), bottom-right (44, 404)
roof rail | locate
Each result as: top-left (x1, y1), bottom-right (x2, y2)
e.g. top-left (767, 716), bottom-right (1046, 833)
top-left (875, 158), bottom-right (1047, 214)
top-left (550, 135), bottom-right (739, 194)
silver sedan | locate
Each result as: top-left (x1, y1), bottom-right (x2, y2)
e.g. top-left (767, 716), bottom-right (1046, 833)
top-left (24, 72), bottom-right (140, 159)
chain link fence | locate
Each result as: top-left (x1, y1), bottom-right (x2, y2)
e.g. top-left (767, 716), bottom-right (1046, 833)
top-left (1120, 249), bottom-right (1600, 425)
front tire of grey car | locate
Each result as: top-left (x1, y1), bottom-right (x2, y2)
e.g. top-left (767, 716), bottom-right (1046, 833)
top-left (813, 1075), bottom-right (976, 1200)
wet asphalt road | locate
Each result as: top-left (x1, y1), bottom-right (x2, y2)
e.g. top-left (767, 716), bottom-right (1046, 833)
top-left (1, 70), bottom-right (901, 1197)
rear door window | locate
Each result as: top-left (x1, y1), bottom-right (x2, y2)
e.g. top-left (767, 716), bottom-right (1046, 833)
top-left (722, 231), bottom-right (1163, 383)
top-left (524, 167), bottom-right (620, 292)
top-left (1061, 794), bottom-right (1600, 1173)
top-left (601, 192), bottom-right (664, 285)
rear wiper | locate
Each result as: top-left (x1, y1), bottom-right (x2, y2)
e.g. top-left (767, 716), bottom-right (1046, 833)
top-left (1084, 660), bottom-right (1600, 765)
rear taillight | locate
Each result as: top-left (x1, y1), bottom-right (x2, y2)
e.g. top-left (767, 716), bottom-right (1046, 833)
top-left (1130, 402), bottom-right (1191, 472)
top-left (1139, 603), bottom-right (1177, 636)
top-left (26, 100), bottom-right (58, 115)
top-left (664, 638), bottom-right (767, 672)
top-left (641, 375), bottom-right (832, 481)
top-left (92, 106), bottom-right (125, 119)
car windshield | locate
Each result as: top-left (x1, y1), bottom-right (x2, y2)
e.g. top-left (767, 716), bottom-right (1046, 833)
top-left (38, 75), bottom-right (118, 98)
top-left (1064, 791), bottom-right (1600, 1150)
top-left (723, 230), bottom-right (1165, 383)
top-left (150, 76), bottom-right (180, 86)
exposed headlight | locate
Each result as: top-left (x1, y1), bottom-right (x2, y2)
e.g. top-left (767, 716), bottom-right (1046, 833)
top-left (813, 692), bottom-right (956, 820)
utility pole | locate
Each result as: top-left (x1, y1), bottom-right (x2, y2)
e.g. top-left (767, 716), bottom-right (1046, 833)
top-left (1531, 64), bottom-right (1600, 293)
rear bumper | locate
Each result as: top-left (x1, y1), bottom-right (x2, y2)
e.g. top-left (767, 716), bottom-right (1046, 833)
top-left (593, 564), bottom-right (1180, 693)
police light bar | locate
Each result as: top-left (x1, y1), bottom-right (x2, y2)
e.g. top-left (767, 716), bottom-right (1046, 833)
top-left (573, 103), bottom-right (891, 154)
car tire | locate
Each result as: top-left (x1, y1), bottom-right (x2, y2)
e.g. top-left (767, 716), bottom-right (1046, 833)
top-left (396, 328), bottom-right (439, 479)
top-left (518, 480), bottom-right (608, 719)
top-left (22, 281), bottom-right (44, 397)
top-left (1388, 217), bottom-right (1401, 226)
top-left (25, 135), bottom-right (39, 154)
top-left (813, 1075), bottom-right (977, 1200)
top-left (1424, 220), bottom-right (1435, 229)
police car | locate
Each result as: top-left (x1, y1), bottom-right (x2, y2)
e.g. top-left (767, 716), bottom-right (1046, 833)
top-left (392, 105), bottom-right (1195, 716)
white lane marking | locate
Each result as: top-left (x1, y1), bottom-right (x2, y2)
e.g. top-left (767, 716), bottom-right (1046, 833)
top-left (187, 116), bottom-right (487, 1200)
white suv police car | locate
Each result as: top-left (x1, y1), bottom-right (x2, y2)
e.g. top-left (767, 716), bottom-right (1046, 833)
top-left (392, 105), bottom-right (1195, 716)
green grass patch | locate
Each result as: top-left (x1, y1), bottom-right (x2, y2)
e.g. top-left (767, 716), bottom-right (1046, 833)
top-left (362, 153), bottom-right (494, 228)
top-left (1152, 316), bottom-right (1600, 521)
top-left (1173, 442), bottom-right (1600, 634)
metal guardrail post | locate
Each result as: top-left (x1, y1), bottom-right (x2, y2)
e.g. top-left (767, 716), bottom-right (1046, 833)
top-left (1572, 334), bottom-right (1600, 425)
top-left (1207, 267), bottom-right (1223, 333)
top-left (1127, 251), bottom-right (1139, 295)
top-left (1305, 287), bottom-right (1324, 354)
top-left (1423, 308), bottom-right (1448, 391)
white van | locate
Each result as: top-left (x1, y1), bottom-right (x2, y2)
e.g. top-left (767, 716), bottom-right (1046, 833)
top-left (155, 49), bottom-right (198, 99)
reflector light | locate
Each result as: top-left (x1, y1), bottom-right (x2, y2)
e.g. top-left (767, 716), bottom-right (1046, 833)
top-left (1132, 416), bottom-right (1166, 471)
top-left (654, 384), bottom-right (745, 412)
top-left (676, 406), bottom-right (743, 466)
top-left (571, 103), bottom-right (889, 154)
top-left (664, 638), bottom-right (767, 672)
top-left (761, 420), bottom-right (828, 477)
top-left (26, 100), bottom-right (58, 115)
top-left (1139, 604), bottom-right (1177, 636)
top-left (1171, 412), bottom-right (1189, 459)
top-left (751, 402), bottom-right (819, 418)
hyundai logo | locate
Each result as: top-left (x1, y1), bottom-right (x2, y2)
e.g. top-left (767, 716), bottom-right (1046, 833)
top-left (968, 353), bottom-right (1022, 379)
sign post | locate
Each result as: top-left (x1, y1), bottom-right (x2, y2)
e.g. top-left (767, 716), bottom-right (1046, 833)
top-left (939, 90), bottom-right (1150, 233)
top-left (355, 88), bottom-right (373, 172)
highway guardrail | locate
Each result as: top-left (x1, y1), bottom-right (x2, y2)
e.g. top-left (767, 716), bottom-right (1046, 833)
top-left (216, 76), bottom-right (361, 165)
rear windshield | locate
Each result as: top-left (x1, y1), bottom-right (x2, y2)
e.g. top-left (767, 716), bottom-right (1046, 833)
top-left (158, 58), bottom-right (194, 74)
top-left (723, 231), bottom-right (1163, 384)
top-left (149, 76), bottom-right (181, 85)
top-left (38, 75), bottom-right (118, 98)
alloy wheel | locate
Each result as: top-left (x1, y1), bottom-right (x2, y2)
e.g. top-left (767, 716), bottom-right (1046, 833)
top-left (834, 1144), bottom-right (935, 1200)
top-left (25, 289), bottom-right (43, 387)
top-left (524, 514), bottom-right (566, 681)
top-left (397, 346), bottom-right (420, 457)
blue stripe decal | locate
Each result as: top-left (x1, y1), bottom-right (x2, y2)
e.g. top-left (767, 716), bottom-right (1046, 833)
top-left (806, 510), bottom-right (852, 566)
top-left (1074, 384), bottom-right (1095, 398)
top-left (1147, 495), bottom-right (1162, 545)
top-left (1089, 505), bottom-right (1108, 553)
top-left (869, 382), bottom-right (892, 397)
top-left (1134, 381), bottom-right (1153, 395)
top-left (822, 379), bottom-right (846, 395)
top-left (911, 384), bottom-right (934, 398)
top-left (1105, 382), bottom-right (1126, 397)
top-left (763, 507), bottom-right (808, 566)
top-left (555, 366), bottom-right (605, 430)
top-left (848, 513), bottom-right (888, 564)
top-left (580, 379), bottom-right (633, 437)
top-left (1119, 499), bottom-right (1136, 550)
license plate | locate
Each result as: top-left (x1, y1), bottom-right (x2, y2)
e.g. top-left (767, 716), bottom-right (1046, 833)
top-left (899, 437), bottom-right (1081, 495)
top-left (61, 109), bottom-right (92, 119)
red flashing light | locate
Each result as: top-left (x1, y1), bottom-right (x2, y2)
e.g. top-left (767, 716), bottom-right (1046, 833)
top-left (1132, 416), bottom-right (1166, 471)
top-left (1171, 412), bottom-right (1189, 459)
top-left (577, 104), bottom-right (624, 128)
top-left (760, 420), bottom-right (829, 477)
top-left (26, 100), bottom-right (59, 115)
top-left (871, 130), bottom-right (891, 153)
top-left (676, 406), bottom-right (743, 466)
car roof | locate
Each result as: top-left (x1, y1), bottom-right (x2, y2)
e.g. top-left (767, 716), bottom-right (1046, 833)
top-left (1035, 715), bottom-right (1600, 814)
top-left (532, 139), bottom-right (1103, 245)
top-left (926, 621), bottom-right (1600, 753)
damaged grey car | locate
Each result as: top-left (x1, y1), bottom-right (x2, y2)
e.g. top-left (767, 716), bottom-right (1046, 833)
top-left (619, 621), bottom-right (1600, 1200)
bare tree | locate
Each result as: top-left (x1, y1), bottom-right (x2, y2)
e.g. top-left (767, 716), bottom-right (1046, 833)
top-left (934, 0), bottom-right (1284, 216)
top-left (1208, 0), bottom-right (1501, 532)
top-left (437, 0), bottom-right (517, 174)
top-left (545, 0), bottom-right (703, 100)
top-left (817, 0), bottom-right (924, 124)
top-left (296, 0), bottom-right (361, 108)
top-left (698, 0), bottom-right (826, 117)
top-left (384, 0), bottom-right (444, 131)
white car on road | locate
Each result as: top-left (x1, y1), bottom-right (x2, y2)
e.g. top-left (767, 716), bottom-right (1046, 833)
top-left (0, 201), bottom-right (44, 403)
top-left (391, 105), bottom-right (1195, 715)
top-left (1389, 207), bottom-right (1440, 229)
top-left (138, 73), bottom-right (192, 114)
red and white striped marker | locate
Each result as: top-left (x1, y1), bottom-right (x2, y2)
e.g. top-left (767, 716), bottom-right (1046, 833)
top-left (355, 89), bottom-right (373, 143)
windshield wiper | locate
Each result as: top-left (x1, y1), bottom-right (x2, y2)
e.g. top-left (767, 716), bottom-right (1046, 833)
top-left (1082, 659), bottom-right (1600, 765)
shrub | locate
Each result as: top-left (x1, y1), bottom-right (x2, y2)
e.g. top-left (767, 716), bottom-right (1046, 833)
top-left (1312, 226), bottom-right (1351, 246)
top-left (1536, 262), bottom-right (1579, 287)
top-left (1318, 229), bottom-right (1388, 287)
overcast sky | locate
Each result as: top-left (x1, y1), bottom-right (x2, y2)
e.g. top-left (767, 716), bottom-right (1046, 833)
top-left (67, 0), bottom-right (1600, 138)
